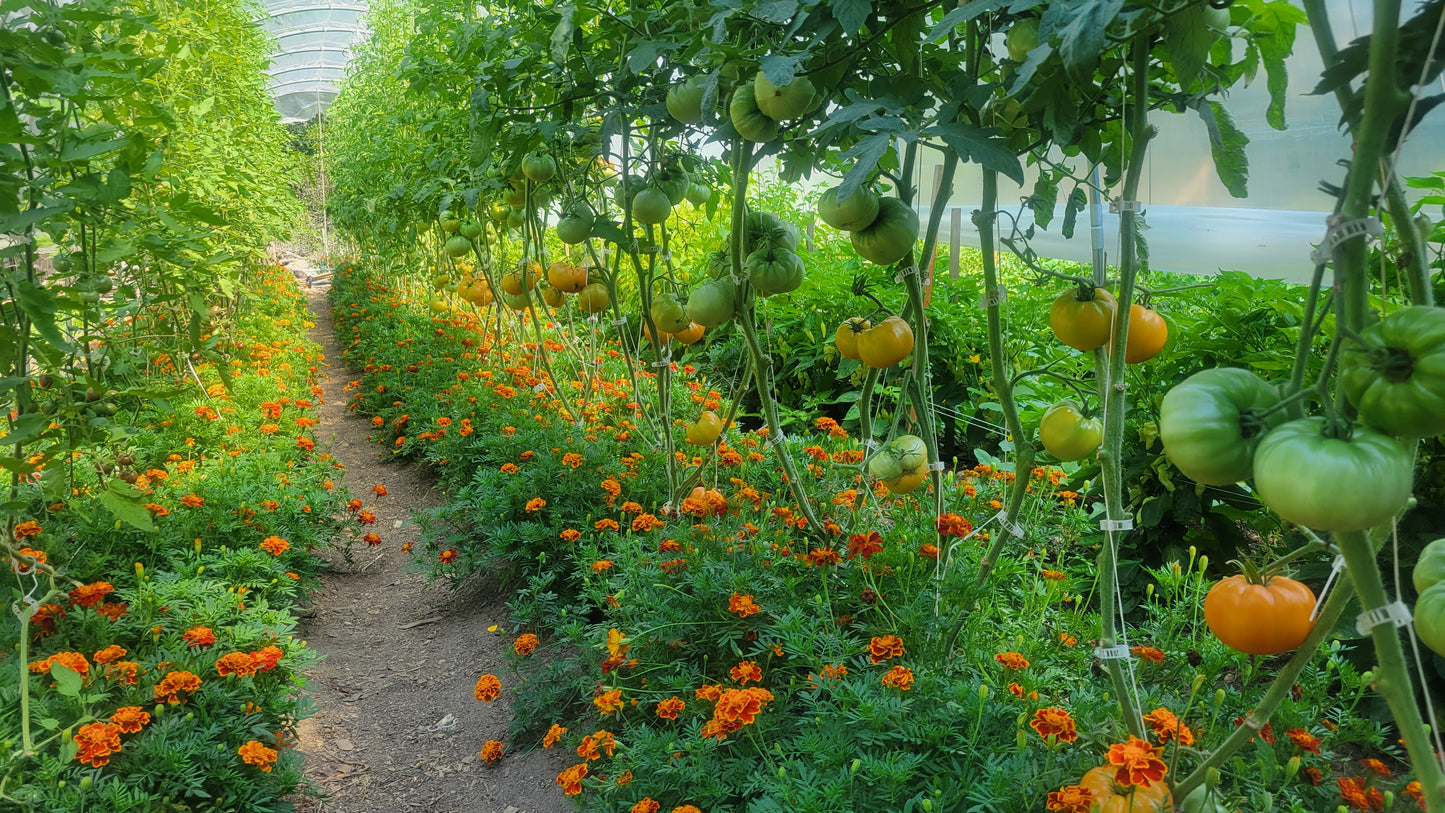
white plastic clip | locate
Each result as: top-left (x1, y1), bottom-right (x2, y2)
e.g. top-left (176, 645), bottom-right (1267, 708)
top-left (1094, 644), bottom-right (1131, 661)
top-left (1108, 199), bottom-right (1143, 213)
top-left (612, 317), bottom-right (628, 327)
top-left (586, 313), bottom-right (601, 324)
top-left (994, 510), bottom-right (1025, 538)
top-left (1309, 555), bottom-right (1346, 621)
top-left (651, 359), bottom-right (671, 368)
top-left (1355, 601), bottom-right (1412, 636)
top-left (765, 432), bottom-right (788, 447)
top-left (862, 439), bottom-right (881, 450)
top-left (1099, 518), bottom-right (1134, 532)
top-left (928, 461), bottom-right (946, 472)
top-left (1310, 216), bottom-right (1383, 265)
top-left (532, 383), bottom-right (548, 394)
top-left (977, 284), bottom-right (1007, 310)
top-left (893, 264), bottom-right (920, 283)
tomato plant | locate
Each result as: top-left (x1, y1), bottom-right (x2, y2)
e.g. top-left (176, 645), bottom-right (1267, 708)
top-left (1251, 418), bottom-right (1414, 532)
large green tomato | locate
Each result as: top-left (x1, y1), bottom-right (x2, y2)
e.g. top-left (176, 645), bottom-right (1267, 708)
top-left (1414, 538), bottom-right (1445, 594)
top-left (1159, 368), bottom-right (1284, 485)
top-left (1039, 401), bottom-right (1102, 462)
top-left (556, 204), bottom-right (595, 244)
top-left (686, 182), bottom-right (712, 206)
top-left (745, 248), bottom-right (804, 296)
top-left (650, 293), bottom-right (691, 334)
top-left (753, 71), bottom-right (817, 120)
top-left (1178, 785), bottom-right (1232, 813)
top-left (444, 235), bottom-right (472, 258)
top-left (849, 197), bottom-right (918, 265)
top-left (653, 166), bottom-right (691, 205)
top-left (1005, 19), bottom-right (1039, 61)
top-left (686, 279), bottom-right (736, 327)
top-left (1340, 305), bottom-right (1445, 438)
top-left (631, 188), bottom-right (673, 225)
top-left (1252, 418), bottom-right (1413, 532)
top-left (666, 76), bottom-right (705, 124)
top-left (867, 435), bottom-right (929, 494)
top-left (818, 186), bottom-right (880, 232)
top-left (745, 210), bottom-right (801, 254)
top-left (521, 153), bottom-right (556, 183)
top-left (705, 250), bottom-right (732, 280)
top-left (730, 86), bottom-right (779, 142)
top-left (1416, 583), bottom-right (1445, 656)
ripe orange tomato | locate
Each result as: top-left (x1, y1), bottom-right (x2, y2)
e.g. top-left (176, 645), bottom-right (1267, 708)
top-left (835, 317), bottom-right (869, 360)
top-left (856, 316), bottom-right (914, 368)
top-left (671, 322), bottom-right (705, 345)
top-left (547, 261), bottom-right (588, 293)
top-left (1077, 767), bottom-right (1173, 813)
top-left (1120, 304), bottom-right (1168, 363)
top-left (1050, 287), bottom-right (1116, 351)
top-left (1203, 573), bottom-right (1316, 655)
top-left (501, 264), bottom-right (539, 296)
top-left (686, 411), bottom-right (724, 445)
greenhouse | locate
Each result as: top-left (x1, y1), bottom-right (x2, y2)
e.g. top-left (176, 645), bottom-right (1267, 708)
top-left (2, 0), bottom-right (1445, 811)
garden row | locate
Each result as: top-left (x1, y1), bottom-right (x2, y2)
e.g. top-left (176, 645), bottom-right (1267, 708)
top-left (330, 259), bottom-right (1434, 812)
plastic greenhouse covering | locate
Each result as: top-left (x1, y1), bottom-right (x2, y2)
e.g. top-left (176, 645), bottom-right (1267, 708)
top-left (256, 0), bottom-right (1444, 282)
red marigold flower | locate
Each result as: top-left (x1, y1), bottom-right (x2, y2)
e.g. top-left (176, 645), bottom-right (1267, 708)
top-left (847, 532), bottom-right (883, 559)
top-left (656, 696), bottom-right (685, 720)
top-left (1045, 784), bottom-right (1094, 813)
top-left (1131, 645), bottom-right (1165, 664)
top-left (73, 722), bottom-right (123, 767)
top-left (1105, 736), bottom-right (1169, 788)
top-left (474, 674), bottom-right (501, 702)
top-left (1031, 707), bottom-right (1079, 744)
top-left (479, 740), bottom-right (504, 763)
top-left (1284, 727), bottom-right (1322, 754)
top-left (868, 635), bottom-right (905, 664)
top-left (357, 510), bottom-right (377, 525)
top-left (439, 549), bottom-right (457, 564)
top-left (730, 660), bottom-right (762, 686)
top-left (68, 581), bottom-right (116, 608)
top-left (238, 740), bottom-right (278, 772)
top-left (110, 706), bottom-right (150, 734)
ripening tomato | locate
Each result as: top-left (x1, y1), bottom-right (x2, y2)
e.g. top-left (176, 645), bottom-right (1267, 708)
top-left (501, 265), bottom-right (538, 296)
top-left (1204, 572), bottom-right (1316, 655)
top-left (444, 235), bottom-right (472, 258)
top-left (835, 317), bottom-right (869, 360)
top-left (556, 203), bottom-right (595, 244)
top-left (576, 282), bottom-right (610, 314)
top-left (867, 435), bottom-right (929, 494)
top-left (671, 322), bottom-right (705, 345)
top-left (540, 284), bottom-right (565, 308)
top-left (548, 261), bottom-right (588, 293)
top-left (1077, 767), bottom-right (1173, 813)
top-left (1251, 417), bottom-right (1413, 532)
top-left (427, 297), bottom-right (448, 314)
top-left (856, 316), bottom-right (914, 369)
top-left (1039, 401), bottom-right (1103, 461)
top-left (686, 411), bottom-right (724, 445)
top-left (1120, 304), bottom-right (1168, 363)
top-left (1050, 287), bottom-right (1116, 351)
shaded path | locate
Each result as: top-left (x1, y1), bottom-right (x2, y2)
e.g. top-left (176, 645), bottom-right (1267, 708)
top-left (291, 288), bottom-right (568, 813)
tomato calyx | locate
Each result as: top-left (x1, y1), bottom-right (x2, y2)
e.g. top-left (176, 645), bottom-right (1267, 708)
top-left (1071, 282), bottom-right (1105, 303)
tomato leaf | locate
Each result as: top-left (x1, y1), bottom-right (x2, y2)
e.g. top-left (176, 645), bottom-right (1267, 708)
top-left (925, 121), bottom-right (1024, 185)
top-left (760, 53), bottom-right (805, 88)
top-left (831, 0), bottom-right (871, 34)
top-left (1055, 0), bottom-right (1124, 83)
top-left (753, 0), bottom-right (800, 23)
top-left (835, 130), bottom-right (895, 203)
top-left (50, 662), bottom-right (83, 698)
top-left (100, 477), bottom-right (155, 531)
top-left (1197, 101), bottom-right (1250, 198)
top-left (925, 0), bottom-right (1009, 44)
top-left (1061, 187), bottom-right (1087, 239)
top-left (1162, 4), bottom-right (1213, 86)
top-left (550, 3), bottom-right (575, 63)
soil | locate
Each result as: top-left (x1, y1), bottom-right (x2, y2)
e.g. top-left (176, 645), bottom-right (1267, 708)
top-left (289, 289), bottom-right (570, 813)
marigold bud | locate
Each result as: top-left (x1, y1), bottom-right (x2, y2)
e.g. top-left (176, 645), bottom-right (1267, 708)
top-left (1191, 673), bottom-right (1205, 693)
top-left (1207, 766), bottom-right (1221, 788)
top-left (1284, 756), bottom-right (1300, 783)
top-left (1212, 688), bottom-right (1225, 712)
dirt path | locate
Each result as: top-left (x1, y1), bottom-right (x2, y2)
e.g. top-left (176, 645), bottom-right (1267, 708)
top-left (291, 289), bottom-right (569, 813)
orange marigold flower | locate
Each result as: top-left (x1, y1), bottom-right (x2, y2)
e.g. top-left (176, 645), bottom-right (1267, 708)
top-left (631, 799), bottom-right (661, 813)
top-left (728, 592), bottom-right (761, 618)
top-left (180, 494), bottom-right (205, 508)
top-left (1359, 758), bottom-right (1390, 777)
top-left (346, 498), bottom-right (363, 512)
top-left (525, 498), bottom-right (547, 512)
top-left (1045, 785), bottom-right (1094, 813)
top-left (807, 547), bottom-right (842, 566)
top-left (556, 763), bottom-right (588, 795)
top-left (562, 453), bottom-right (584, 468)
top-left (880, 665), bottom-right (914, 690)
top-left (1040, 569), bottom-right (1068, 581)
top-left (730, 660), bottom-right (762, 685)
top-left (260, 536), bottom-right (289, 556)
top-left (14, 520), bottom-right (43, 539)
top-left (591, 559), bottom-right (614, 573)
top-left (542, 723), bottom-right (566, 748)
top-left (847, 532), bottom-right (883, 559)
top-left (1105, 736), bottom-right (1168, 788)
top-left (1131, 645), bottom-right (1164, 664)
top-left (73, 722), bottom-right (123, 767)
top-left (560, 528), bottom-right (582, 542)
top-left (105, 661), bottom-right (140, 685)
top-left (673, 807), bottom-right (703, 813)
top-left (47, 651), bottom-right (90, 678)
top-left (251, 645), bottom-right (284, 673)
top-left (216, 652), bottom-right (259, 677)
top-left (474, 674), bottom-right (502, 702)
top-left (1403, 781), bottom-right (1424, 808)
top-left (656, 696), bottom-right (685, 720)
top-left (110, 706), bottom-right (150, 734)
top-left (480, 740), bottom-right (504, 763)
top-left (1143, 707), bottom-right (1195, 746)
top-left (69, 581), bottom-right (115, 608)
top-left (919, 543), bottom-right (940, 559)
top-left (595, 518), bottom-right (620, 533)
top-left (707, 687), bottom-right (773, 737)
top-left (994, 651), bottom-right (1029, 670)
top-left (93, 644), bottom-right (127, 664)
top-left (594, 688), bottom-right (623, 714)
top-left (238, 740), bottom-right (278, 772)
top-left (1337, 777), bottom-right (1382, 812)
top-left (357, 510), bottom-right (377, 525)
top-left (363, 532), bottom-right (382, 546)
top-left (514, 633), bottom-right (539, 656)
top-left (1031, 707), bottom-right (1079, 743)
top-left (695, 684), bottom-right (722, 702)
top-left (935, 513), bottom-right (973, 538)
top-left (868, 635), bottom-right (905, 664)
top-left (11, 546), bottom-right (47, 573)
top-left (577, 730), bottom-right (616, 760)
top-left (153, 670), bottom-right (202, 704)
top-left (500, 462), bottom-right (520, 474)
top-left (631, 513), bottom-right (664, 532)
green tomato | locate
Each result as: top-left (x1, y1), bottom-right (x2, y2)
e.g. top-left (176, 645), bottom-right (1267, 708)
top-left (686, 279), bottom-right (736, 327)
top-left (666, 76), bottom-right (705, 124)
top-left (650, 293), bottom-right (691, 334)
top-left (631, 187), bottom-right (673, 225)
top-left (502, 185), bottom-right (527, 208)
top-left (753, 70), bottom-right (817, 121)
top-left (745, 248), bottom-right (805, 297)
top-left (890, 434), bottom-right (927, 472)
top-left (1340, 305), bottom-right (1445, 438)
top-left (705, 249), bottom-right (732, 280)
top-left (1178, 785), bottom-right (1232, 813)
top-left (1415, 582), bottom-right (1445, 657)
top-left (849, 197), bottom-right (919, 266)
top-left (556, 204), bottom-right (595, 244)
top-left (505, 208), bottom-right (525, 230)
top-left (521, 153), bottom-right (556, 183)
top-left (653, 167), bottom-right (690, 205)
top-left (745, 210), bottom-right (800, 254)
top-left (730, 86), bottom-right (779, 142)
top-left (1006, 19), bottom-right (1040, 62)
top-left (818, 185), bottom-right (880, 232)
top-left (51, 253), bottom-right (73, 273)
top-left (458, 221), bottom-right (482, 240)
top-left (1252, 417), bottom-right (1413, 532)
top-left (1412, 538), bottom-right (1445, 594)
top-left (686, 182), bottom-right (712, 206)
top-left (443, 235), bottom-right (472, 258)
top-left (1159, 368), bottom-right (1284, 485)
top-left (1039, 401), bottom-right (1103, 462)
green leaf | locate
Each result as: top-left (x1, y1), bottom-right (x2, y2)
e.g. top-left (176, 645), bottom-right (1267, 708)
top-left (1061, 187), bottom-right (1087, 239)
top-left (100, 478), bottom-right (155, 531)
top-left (1029, 173), bottom-right (1058, 229)
top-left (550, 3), bottom-right (574, 63)
top-left (15, 280), bottom-right (66, 349)
top-left (836, 130), bottom-right (894, 203)
top-left (1057, 0), bottom-right (1124, 83)
top-left (924, 0), bottom-right (1008, 44)
top-left (1197, 101), bottom-right (1250, 198)
top-left (0, 206), bottom-right (68, 233)
top-left (925, 122), bottom-right (1024, 185)
top-left (760, 53), bottom-right (805, 88)
top-left (1163, 5), bottom-right (1213, 86)
top-left (60, 136), bottom-right (129, 162)
top-left (832, 0), bottom-right (871, 34)
top-left (51, 662), bottom-right (83, 697)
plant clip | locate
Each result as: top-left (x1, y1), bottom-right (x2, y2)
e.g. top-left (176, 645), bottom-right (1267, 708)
top-left (1093, 644), bottom-right (1131, 661)
top-left (1310, 215), bottom-right (1382, 266)
top-left (927, 461), bottom-right (946, 472)
top-left (586, 313), bottom-right (601, 323)
top-left (994, 510), bottom-right (1026, 538)
top-left (893, 264), bottom-right (920, 283)
top-left (1108, 199), bottom-right (1143, 213)
top-left (651, 357), bottom-right (671, 368)
top-left (611, 317), bottom-right (628, 326)
top-left (1309, 556), bottom-right (1346, 622)
top-left (764, 432), bottom-right (788, 447)
top-left (862, 439), bottom-right (881, 449)
top-left (976, 284), bottom-right (1007, 310)
top-left (1355, 600), bottom-right (1412, 636)
top-left (1099, 518), bottom-right (1134, 532)
top-left (532, 383), bottom-right (548, 394)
